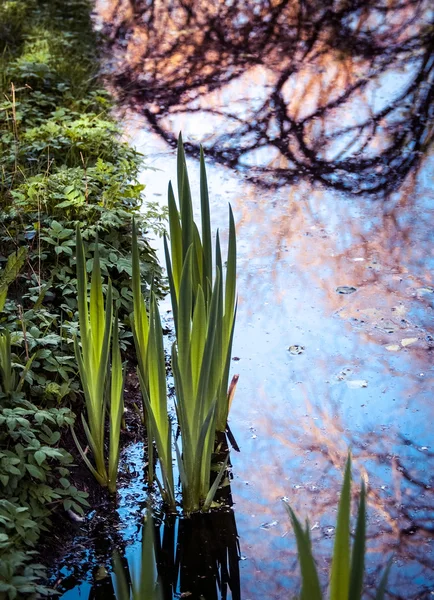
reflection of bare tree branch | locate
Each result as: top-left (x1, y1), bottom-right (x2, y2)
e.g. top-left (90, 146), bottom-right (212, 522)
top-left (267, 396), bottom-right (434, 599)
top-left (99, 0), bottom-right (433, 195)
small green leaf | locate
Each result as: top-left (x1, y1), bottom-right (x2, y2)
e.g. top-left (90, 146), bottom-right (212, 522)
top-left (34, 450), bottom-right (46, 465)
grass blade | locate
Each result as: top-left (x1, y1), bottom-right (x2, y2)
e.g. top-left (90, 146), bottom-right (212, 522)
top-left (284, 503), bottom-right (322, 600)
top-left (330, 454), bottom-right (352, 600)
top-left (374, 560), bottom-right (392, 600)
top-left (348, 479), bottom-right (366, 600)
top-left (167, 182), bottom-right (182, 301)
top-left (200, 145), bottom-right (212, 298)
top-left (177, 133), bottom-right (193, 259)
top-left (203, 454), bottom-right (229, 511)
top-left (108, 313), bottom-right (125, 494)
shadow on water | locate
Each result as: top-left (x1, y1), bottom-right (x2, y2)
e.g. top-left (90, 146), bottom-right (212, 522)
top-left (99, 0), bottom-right (434, 195)
top-left (52, 1), bottom-right (434, 598)
top-left (52, 436), bottom-right (241, 600)
top-left (79, 509), bottom-right (241, 600)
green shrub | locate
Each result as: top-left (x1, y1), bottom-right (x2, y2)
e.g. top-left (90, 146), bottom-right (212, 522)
top-left (0, 0), bottom-right (165, 403)
top-left (0, 550), bottom-right (53, 599)
top-left (0, 0), bottom-right (165, 594)
top-left (0, 392), bottom-right (89, 535)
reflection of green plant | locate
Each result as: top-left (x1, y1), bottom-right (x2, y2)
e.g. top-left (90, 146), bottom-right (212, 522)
top-left (285, 454), bottom-right (391, 600)
top-left (71, 228), bottom-right (124, 493)
top-left (113, 509), bottom-right (162, 600)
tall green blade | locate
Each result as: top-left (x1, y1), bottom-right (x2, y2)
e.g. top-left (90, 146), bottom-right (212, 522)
top-left (177, 246), bottom-right (193, 391)
top-left (224, 204), bottom-right (237, 336)
top-left (167, 182), bottom-right (182, 299)
top-left (139, 367), bottom-right (175, 510)
top-left (148, 295), bottom-right (167, 427)
top-left (177, 133), bottom-right (193, 259)
top-left (132, 218), bottom-right (149, 352)
top-left (210, 234), bottom-right (223, 398)
top-left (75, 226), bottom-right (89, 351)
top-left (216, 301), bottom-right (237, 431)
top-left (136, 366), bottom-right (154, 485)
top-left (348, 480), bottom-right (366, 600)
top-left (284, 503), bottom-right (322, 600)
top-left (200, 145), bottom-right (212, 298)
top-left (190, 286), bottom-right (206, 397)
top-left (95, 280), bottom-right (113, 425)
top-left (112, 552), bottom-right (130, 600)
top-left (192, 222), bottom-right (204, 294)
top-left (90, 240), bottom-right (105, 361)
top-left (196, 269), bottom-right (221, 426)
top-left (164, 233), bottom-right (178, 335)
top-left (196, 399), bottom-right (217, 505)
top-left (374, 560), bottom-right (392, 600)
top-left (108, 314), bottom-right (124, 494)
top-left (330, 454), bottom-right (352, 600)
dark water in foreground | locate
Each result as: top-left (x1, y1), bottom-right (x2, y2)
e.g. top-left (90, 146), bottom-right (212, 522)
top-left (55, 1), bottom-right (434, 598)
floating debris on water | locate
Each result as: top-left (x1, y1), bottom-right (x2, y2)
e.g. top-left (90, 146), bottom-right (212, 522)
top-left (385, 344), bottom-right (400, 352)
top-left (288, 344), bottom-right (305, 355)
top-left (336, 286), bottom-right (357, 294)
top-left (336, 367), bottom-right (352, 381)
top-left (401, 337), bottom-right (418, 347)
top-left (346, 379), bottom-right (368, 389)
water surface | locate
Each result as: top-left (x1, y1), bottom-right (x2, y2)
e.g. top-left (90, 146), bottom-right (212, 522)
top-left (58, 1), bottom-right (434, 598)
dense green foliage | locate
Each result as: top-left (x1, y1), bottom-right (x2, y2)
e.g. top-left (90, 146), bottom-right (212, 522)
top-left (0, 0), bottom-right (164, 596)
top-left (0, 0), bottom-right (164, 404)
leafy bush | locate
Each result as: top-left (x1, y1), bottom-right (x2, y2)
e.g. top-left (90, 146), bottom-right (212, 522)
top-left (0, 327), bottom-right (89, 597)
top-left (0, 551), bottom-right (53, 600)
top-left (0, 0), bottom-right (165, 595)
top-left (0, 349), bottom-right (90, 544)
top-left (0, 0), bottom-right (165, 404)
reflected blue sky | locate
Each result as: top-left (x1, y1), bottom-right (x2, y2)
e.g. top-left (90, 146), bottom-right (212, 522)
top-left (59, 1), bottom-right (434, 597)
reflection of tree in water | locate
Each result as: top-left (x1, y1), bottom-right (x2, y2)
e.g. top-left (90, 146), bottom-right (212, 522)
top-left (100, 0), bottom-right (433, 195)
top-left (268, 399), bottom-right (434, 600)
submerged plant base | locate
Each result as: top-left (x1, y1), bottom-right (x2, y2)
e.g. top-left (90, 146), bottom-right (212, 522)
top-left (45, 429), bottom-right (241, 600)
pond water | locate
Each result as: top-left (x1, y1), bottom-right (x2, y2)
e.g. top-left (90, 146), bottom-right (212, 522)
top-left (54, 1), bottom-right (434, 598)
